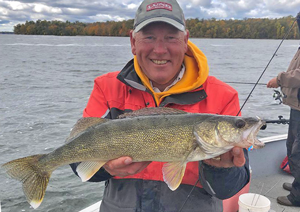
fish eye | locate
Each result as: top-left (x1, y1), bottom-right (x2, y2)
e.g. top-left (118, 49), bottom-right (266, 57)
top-left (235, 119), bottom-right (246, 128)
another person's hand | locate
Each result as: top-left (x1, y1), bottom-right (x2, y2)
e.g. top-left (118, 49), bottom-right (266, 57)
top-left (267, 77), bottom-right (279, 88)
top-left (103, 156), bottom-right (151, 177)
top-left (203, 147), bottom-right (245, 168)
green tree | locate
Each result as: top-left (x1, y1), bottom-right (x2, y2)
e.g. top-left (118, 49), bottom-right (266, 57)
top-left (12, 16), bottom-right (300, 39)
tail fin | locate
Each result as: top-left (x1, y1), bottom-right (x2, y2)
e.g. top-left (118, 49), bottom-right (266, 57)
top-left (2, 154), bottom-right (52, 209)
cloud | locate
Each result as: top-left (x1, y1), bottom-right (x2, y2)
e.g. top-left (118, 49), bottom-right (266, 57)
top-left (179, 0), bottom-right (300, 19)
top-left (32, 3), bottom-right (62, 13)
top-left (0, 0), bottom-right (299, 32)
top-left (265, 0), bottom-right (300, 14)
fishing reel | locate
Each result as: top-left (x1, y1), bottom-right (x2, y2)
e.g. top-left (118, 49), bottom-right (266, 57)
top-left (273, 89), bottom-right (283, 104)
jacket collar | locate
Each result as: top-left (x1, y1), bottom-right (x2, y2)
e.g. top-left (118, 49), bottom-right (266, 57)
top-left (117, 59), bottom-right (207, 106)
top-left (117, 59), bottom-right (147, 91)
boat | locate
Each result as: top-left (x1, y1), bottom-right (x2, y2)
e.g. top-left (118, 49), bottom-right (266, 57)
top-left (247, 134), bottom-right (299, 212)
top-left (78, 134), bottom-right (300, 212)
top-left (79, 201), bottom-right (101, 212)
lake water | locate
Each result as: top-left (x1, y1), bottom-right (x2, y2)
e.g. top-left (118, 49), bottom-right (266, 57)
top-left (0, 34), bottom-right (298, 212)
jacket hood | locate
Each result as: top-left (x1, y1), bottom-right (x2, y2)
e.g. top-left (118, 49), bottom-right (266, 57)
top-left (134, 40), bottom-right (209, 105)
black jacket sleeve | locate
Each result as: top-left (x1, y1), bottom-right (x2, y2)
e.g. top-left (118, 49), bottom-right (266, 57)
top-left (198, 149), bottom-right (250, 199)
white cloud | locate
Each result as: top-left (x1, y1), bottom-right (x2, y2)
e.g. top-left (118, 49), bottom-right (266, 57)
top-left (65, 8), bottom-right (83, 14)
top-left (31, 13), bottom-right (47, 20)
top-left (0, 7), bottom-right (8, 15)
top-left (33, 3), bottom-right (62, 13)
top-left (94, 14), bottom-right (113, 21)
top-left (264, 0), bottom-right (300, 11)
top-left (190, 0), bottom-right (212, 6)
top-left (6, 1), bottom-right (29, 10)
top-left (93, 14), bottom-right (126, 22)
top-left (201, 6), bottom-right (227, 18)
top-left (127, 3), bottom-right (138, 9)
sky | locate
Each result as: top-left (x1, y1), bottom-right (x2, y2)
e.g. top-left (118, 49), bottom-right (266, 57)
top-left (1, 0), bottom-right (300, 32)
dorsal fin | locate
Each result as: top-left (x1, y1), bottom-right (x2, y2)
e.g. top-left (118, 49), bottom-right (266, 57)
top-left (118, 107), bottom-right (187, 119)
top-left (66, 117), bottom-right (109, 143)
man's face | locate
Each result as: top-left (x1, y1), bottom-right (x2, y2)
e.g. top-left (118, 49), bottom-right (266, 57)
top-left (130, 22), bottom-right (189, 91)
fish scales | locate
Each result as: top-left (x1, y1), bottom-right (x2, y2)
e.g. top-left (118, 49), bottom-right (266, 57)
top-left (100, 114), bottom-right (201, 161)
top-left (36, 113), bottom-right (201, 170)
top-left (64, 113), bottom-right (203, 162)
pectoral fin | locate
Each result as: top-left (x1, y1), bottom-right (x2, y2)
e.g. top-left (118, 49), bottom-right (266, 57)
top-left (76, 161), bottom-right (107, 182)
top-left (162, 162), bottom-right (187, 191)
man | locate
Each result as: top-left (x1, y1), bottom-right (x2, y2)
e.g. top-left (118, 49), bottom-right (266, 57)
top-left (71, 0), bottom-right (250, 211)
top-left (267, 45), bottom-right (300, 207)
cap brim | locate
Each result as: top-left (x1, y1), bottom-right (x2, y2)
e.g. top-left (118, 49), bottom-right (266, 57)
top-left (134, 17), bottom-right (185, 32)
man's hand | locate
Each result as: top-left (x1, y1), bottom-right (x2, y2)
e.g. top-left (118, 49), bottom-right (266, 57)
top-left (203, 147), bottom-right (245, 168)
top-left (103, 157), bottom-right (151, 177)
top-left (267, 77), bottom-right (279, 88)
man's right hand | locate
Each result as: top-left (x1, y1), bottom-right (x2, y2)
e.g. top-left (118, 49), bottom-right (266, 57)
top-left (103, 157), bottom-right (151, 177)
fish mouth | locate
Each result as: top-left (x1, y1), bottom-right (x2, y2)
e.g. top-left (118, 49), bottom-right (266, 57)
top-left (194, 117), bottom-right (266, 156)
top-left (242, 117), bottom-right (265, 149)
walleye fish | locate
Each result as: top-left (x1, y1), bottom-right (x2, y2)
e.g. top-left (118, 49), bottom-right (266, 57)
top-left (2, 107), bottom-right (265, 209)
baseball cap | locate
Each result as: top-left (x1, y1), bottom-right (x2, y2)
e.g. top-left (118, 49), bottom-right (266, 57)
top-left (133, 0), bottom-right (186, 32)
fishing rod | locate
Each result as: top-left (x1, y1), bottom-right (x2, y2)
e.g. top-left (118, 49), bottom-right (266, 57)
top-left (261, 116), bottom-right (289, 130)
top-left (265, 116), bottom-right (289, 124)
top-left (178, 14), bottom-right (298, 212)
top-left (226, 82), bottom-right (267, 85)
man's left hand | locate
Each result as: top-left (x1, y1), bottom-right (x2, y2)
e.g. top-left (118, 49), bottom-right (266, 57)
top-left (267, 77), bottom-right (279, 88)
top-left (203, 147), bottom-right (245, 168)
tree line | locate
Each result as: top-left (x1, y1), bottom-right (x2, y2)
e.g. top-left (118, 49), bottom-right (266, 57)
top-left (13, 16), bottom-right (300, 39)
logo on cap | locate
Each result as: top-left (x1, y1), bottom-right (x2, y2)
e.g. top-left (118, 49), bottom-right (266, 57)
top-left (146, 2), bottom-right (172, 12)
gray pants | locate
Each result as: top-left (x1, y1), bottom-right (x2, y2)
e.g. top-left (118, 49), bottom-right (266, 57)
top-left (287, 108), bottom-right (300, 205)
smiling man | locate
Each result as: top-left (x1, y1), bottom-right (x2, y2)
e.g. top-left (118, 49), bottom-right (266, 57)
top-left (130, 22), bottom-right (188, 92)
top-left (71, 0), bottom-right (250, 211)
